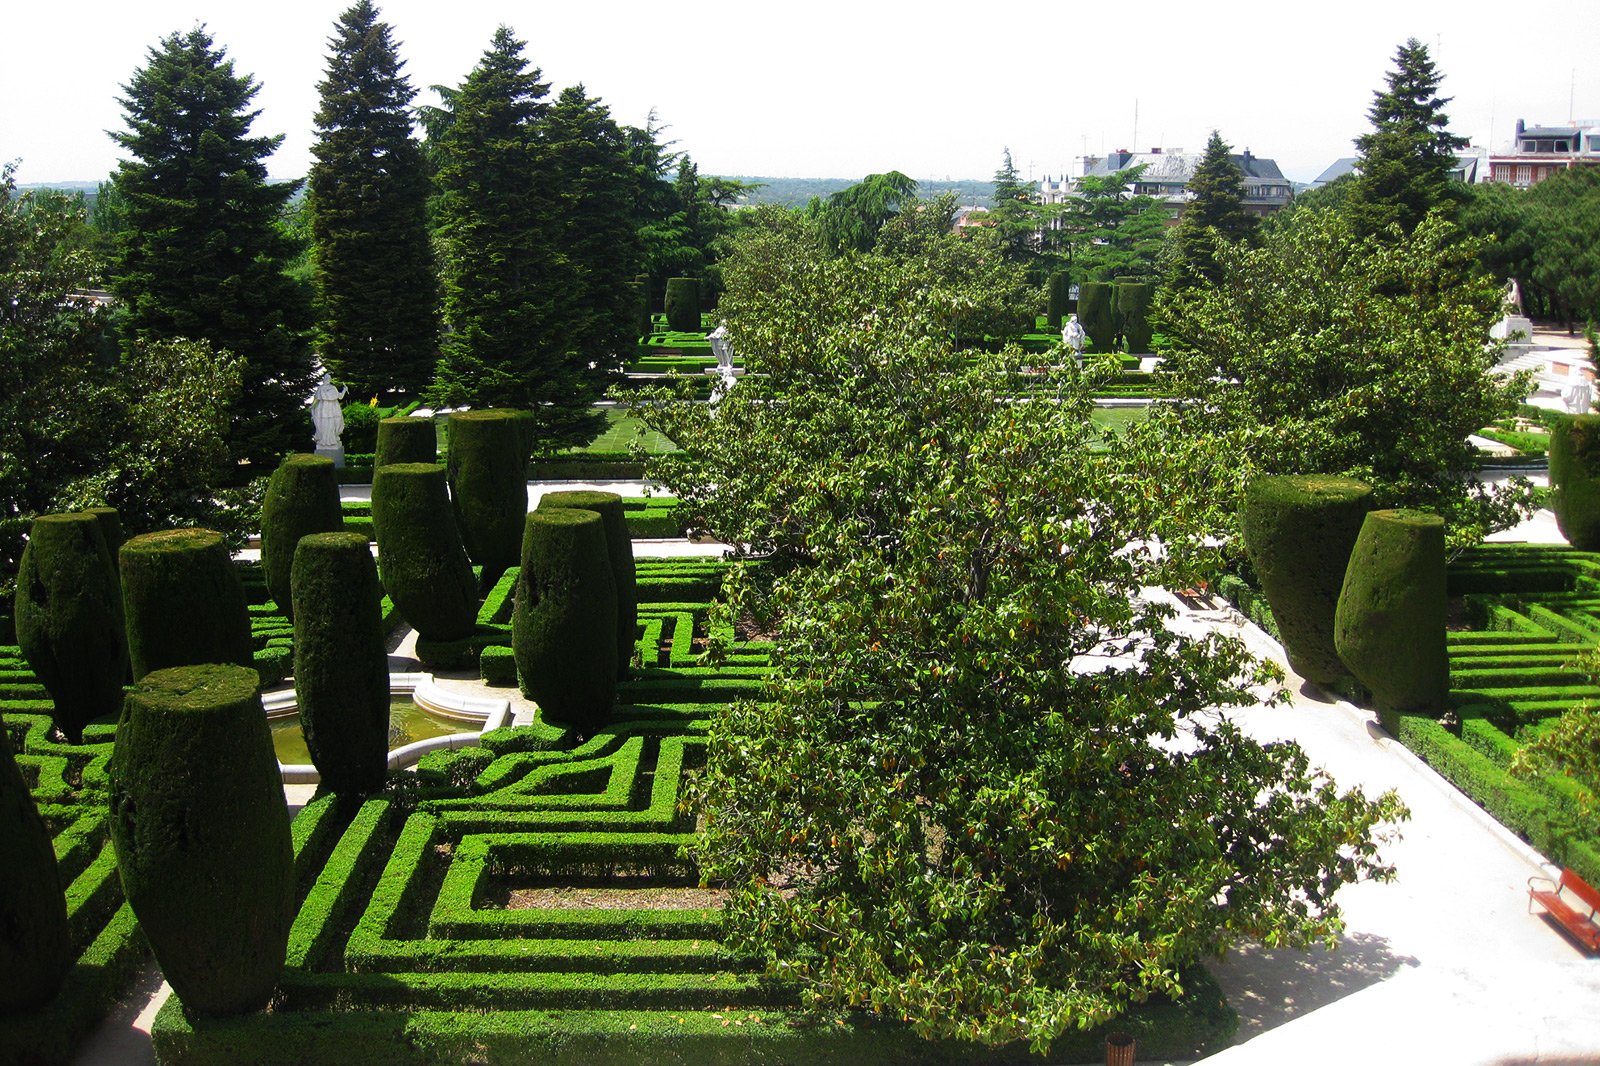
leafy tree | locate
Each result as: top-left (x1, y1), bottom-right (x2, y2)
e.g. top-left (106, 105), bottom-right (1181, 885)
top-left (815, 171), bottom-right (918, 255)
top-left (1045, 165), bottom-right (1166, 281)
top-left (1346, 38), bottom-right (1468, 237)
top-left (1161, 131), bottom-right (1256, 294)
top-left (1461, 169), bottom-right (1600, 330)
top-left (111, 26), bottom-right (314, 471)
top-left (1153, 208), bottom-right (1533, 549)
top-left (309, 0), bottom-right (438, 397)
top-left (637, 196), bottom-right (1404, 1051)
top-left (1511, 654), bottom-right (1600, 809)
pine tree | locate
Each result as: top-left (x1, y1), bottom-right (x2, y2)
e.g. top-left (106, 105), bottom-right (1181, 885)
top-left (989, 147), bottom-right (1037, 263)
top-left (309, 1), bottom-right (438, 398)
top-left (111, 26), bottom-right (313, 471)
top-left (1348, 38), bottom-right (1468, 236)
top-left (1162, 131), bottom-right (1257, 294)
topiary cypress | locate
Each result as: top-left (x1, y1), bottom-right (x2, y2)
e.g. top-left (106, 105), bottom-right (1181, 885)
top-left (1117, 282), bottom-right (1155, 354)
top-left (1240, 474), bottom-right (1374, 686)
top-left (0, 724), bottom-right (71, 1014)
top-left (447, 410), bottom-right (529, 589)
top-left (538, 490), bottom-right (637, 678)
top-left (634, 275), bottom-right (652, 339)
top-left (513, 509), bottom-right (617, 731)
top-left (85, 506), bottom-right (124, 572)
top-left (664, 276), bottom-right (700, 333)
top-left (291, 532), bottom-right (390, 793)
top-left (374, 416), bottom-right (437, 468)
top-left (108, 663), bottom-right (293, 1017)
top-left (370, 463), bottom-right (478, 640)
top-left (1334, 509), bottom-right (1448, 724)
top-left (1550, 414), bottom-right (1600, 551)
top-left (1076, 281), bottom-right (1117, 353)
top-left (120, 529), bottom-right (254, 681)
top-left (259, 454), bottom-right (344, 620)
top-left (15, 512), bottom-right (127, 742)
top-left (1046, 271), bottom-right (1071, 330)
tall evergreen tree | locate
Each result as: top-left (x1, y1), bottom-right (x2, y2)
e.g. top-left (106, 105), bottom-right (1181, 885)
top-left (989, 147), bottom-right (1037, 263)
top-left (1162, 131), bottom-right (1257, 294)
top-left (1348, 38), bottom-right (1468, 236)
top-left (111, 26), bottom-right (313, 471)
top-left (309, 1), bottom-right (438, 398)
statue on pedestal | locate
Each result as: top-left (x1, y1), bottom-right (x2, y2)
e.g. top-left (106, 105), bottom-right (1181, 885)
top-left (1062, 313), bottom-right (1087, 370)
top-left (310, 372), bottom-right (348, 466)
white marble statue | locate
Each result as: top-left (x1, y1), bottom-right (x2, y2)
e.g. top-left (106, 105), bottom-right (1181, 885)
top-left (310, 372), bottom-right (347, 450)
top-left (708, 321), bottom-right (735, 371)
top-left (1062, 313), bottom-right (1087, 369)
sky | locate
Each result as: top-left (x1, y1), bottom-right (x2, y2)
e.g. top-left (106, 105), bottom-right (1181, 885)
top-left (4, 0), bottom-right (1599, 188)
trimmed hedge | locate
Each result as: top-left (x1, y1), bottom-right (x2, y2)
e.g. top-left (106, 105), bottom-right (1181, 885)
top-left (84, 507), bottom-right (123, 573)
top-left (1116, 282), bottom-right (1154, 354)
top-left (447, 410), bottom-right (529, 589)
top-left (1076, 281), bottom-right (1116, 353)
top-left (109, 664), bottom-right (294, 1017)
top-left (664, 277), bottom-right (701, 334)
top-left (375, 417), bottom-right (438, 468)
top-left (539, 490), bottom-right (638, 678)
top-left (14, 512), bottom-right (126, 742)
top-left (260, 454), bottom-right (345, 620)
top-left (1240, 474), bottom-right (1374, 685)
top-left (1045, 271), bottom-right (1071, 330)
top-left (1549, 414), bottom-right (1600, 550)
top-left (120, 528), bottom-right (253, 681)
top-left (513, 509), bottom-right (618, 731)
top-left (292, 533), bottom-right (390, 794)
top-left (0, 722), bottom-right (70, 1013)
top-left (371, 464), bottom-right (478, 642)
top-left (1334, 509), bottom-right (1448, 723)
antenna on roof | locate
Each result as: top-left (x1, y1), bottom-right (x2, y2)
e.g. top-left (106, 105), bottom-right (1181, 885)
top-left (1132, 100), bottom-right (1139, 156)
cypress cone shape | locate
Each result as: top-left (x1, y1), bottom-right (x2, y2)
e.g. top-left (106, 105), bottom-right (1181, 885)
top-left (539, 490), bottom-right (638, 678)
top-left (1240, 474), bottom-right (1374, 685)
top-left (370, 463), bottom-right (477, 640)
top-left (259, 454), bottom-right (344, 620)
top-left (109, 664), bottom-right (293, 1017)
top-left (15, 512), bottom-right (127, 742)
top-left (0, 724), bottom-right (71, 1014)
top-left (1335, 509), bottom-right (1449, 724)
top-left (292, 532), bottom-right (390, 793)
top-left (1550, 414), bottom-right (1600, 551)
top-left (446, 409), bottom-right (528, 589)
top-left (121, 529), bottom-right (253, 681)
top-left (374, 416), bottom-right (438, 468)
top-left (513, 509), bottom-right (617, 731)
top-left (664, 276), bottom-right (700, 333)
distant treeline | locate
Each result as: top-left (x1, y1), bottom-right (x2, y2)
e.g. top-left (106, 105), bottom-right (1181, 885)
top-left (718, 176), bottom-right (994, 210)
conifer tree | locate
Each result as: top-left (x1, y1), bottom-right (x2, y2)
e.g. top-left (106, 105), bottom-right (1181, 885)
top-left (111, 26), bottom-right (313, 471)
top-left (1348, 38), bottom-right (1468, 236)
top-left (309, 1), bottom-right (438, 398)
top-left (1162, 131), bottom-right (1257, 295)
top-left (989, 147), bottom-right (1037, 263)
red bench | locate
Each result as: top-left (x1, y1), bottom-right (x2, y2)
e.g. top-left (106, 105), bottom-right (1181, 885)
top-left (1528, 867), bottom-right (1600, 952)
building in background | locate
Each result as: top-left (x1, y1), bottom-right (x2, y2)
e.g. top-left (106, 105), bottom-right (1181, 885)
top-left (1037, 147), bottom-right (1294, 220)
top-left (1487, 119), bottom-right (1600, 187)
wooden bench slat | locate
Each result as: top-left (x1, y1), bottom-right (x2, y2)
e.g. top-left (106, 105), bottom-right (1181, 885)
top-left (1529, 868), bottom-right (1600, 951)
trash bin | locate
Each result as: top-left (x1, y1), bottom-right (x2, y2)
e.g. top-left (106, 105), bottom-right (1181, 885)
top-left (1105, 1031), bottom-right (1136, 1066)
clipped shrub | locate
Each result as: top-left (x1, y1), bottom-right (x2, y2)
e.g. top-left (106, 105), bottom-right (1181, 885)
top-left (292, 532), bottom-right (390, 793)
top-left (0, 724), bottom-right (71, 1013)
top-left (109, 664), bottom-right (294, 1017)
top-left (664, 276), bottom-right (701, 333)
top-left (1046, 271), bottom-right (1072, 330)
top-left (1334, 508), bottom-right (1448, 723)
top-left (513, 509), bottom-right (617, 730)
top-left (1240, 474), bottom-right (1374, 685)
top-left (259, 454), bottom-right (344, 619)
top-left (1077, 281), bottom-right (1117, 353)
top-left (15, 512), bottom-right (127, 742)
top-left (85, 506), bottom-right (124, 571)
top-left (340, 402), bottom-right (381, 453)
top-left (121, 528), bottom-right (253, 681)
top-left (539, 489), bottom-right (638, 678)
top-left (370, 463), bottom-right (477, 640)
top-left (1549, 414), bottom-right (1600, 550)
top-left (374, 416), bottom-right (437, 468)
top-left (1117, 281), bottom-right (1155, 353)
top-left (633, 275), bottom-right (651, 339)
top-left (447, 409), bottom-right (529, 588)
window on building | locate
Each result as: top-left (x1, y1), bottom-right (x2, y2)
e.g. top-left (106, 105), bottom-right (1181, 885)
top-left (1517, 164), bottom-right (1532, 185)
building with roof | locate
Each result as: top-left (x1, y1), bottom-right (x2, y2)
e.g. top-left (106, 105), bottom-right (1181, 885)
top-left (1487, 119), bottom-right (1600, 187)
top-left (1036, 147), bottom-right (1294, 219)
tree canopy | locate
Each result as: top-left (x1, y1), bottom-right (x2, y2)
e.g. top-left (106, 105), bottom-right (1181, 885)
top-left (1160, 131), bottom-right (1256, 295)
top-left (814, 171), bottom-right (919, 255)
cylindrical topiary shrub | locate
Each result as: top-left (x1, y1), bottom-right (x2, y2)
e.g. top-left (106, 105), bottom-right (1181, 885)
top-left (1549, 414), bottom-right (1600, 551)
top-left (634, 276), bottom-right (652, 339)
top-left (513, 509), bottom-right (618, 731)
top-left (292, 532), bottom-right (390, 793)
top-left (370, 463), bottom-right (478, 641)
top-left (1117, 282), bottom-right (1155, 354)
top-left (15, 512), bottom-right (127, 743)
top-left (1240, 474), bottom-right (1374, 686)
top-left (539, 490), bottom-right (638, 678)
top-left (109, 664), bottom-right (293, 1018)
top-left (447, 410), bottom-right (529, 589)
top-left (121, 528), bottom-right (253, 681)
top-left (664, 276), bottom-right (701, 333)
top-left (1046, 271), bottom-right (1072, 330)
top-left (259, 454), bottom-right (344, 620)
top-left (85, 506), bottom-right (124, 572)
top-left (1334, 509), bottom-right (1449, 724)
top-left (374, 416), bottom-right (437, 468)
top-left (0, 724), bottom-right (71, 1013)
top-left (1076, 281), bottom-right (1116, 354)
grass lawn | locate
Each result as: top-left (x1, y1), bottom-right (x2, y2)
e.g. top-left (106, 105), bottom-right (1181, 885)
top-left (572, 408), bottom-right (679, 454)
top-left (1090, 405), bottom-right (1150, 436)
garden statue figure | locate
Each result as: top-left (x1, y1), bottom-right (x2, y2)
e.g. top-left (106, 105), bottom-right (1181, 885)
top-left (1062, 314), bottom-right (1087, 370)
top-left (310, 373), bottom-right (348, 463)
top-left (1565, 379), bottom-right (1593, 415)
top-left (708, 321), bottom-right (734, 371)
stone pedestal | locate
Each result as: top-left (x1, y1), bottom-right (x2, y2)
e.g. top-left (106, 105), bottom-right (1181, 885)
top-left (314, 445), bottom-right (345, 469)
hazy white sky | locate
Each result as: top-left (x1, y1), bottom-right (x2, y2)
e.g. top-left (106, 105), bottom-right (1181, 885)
top-left (4, 0), bottom-right (1598, 187)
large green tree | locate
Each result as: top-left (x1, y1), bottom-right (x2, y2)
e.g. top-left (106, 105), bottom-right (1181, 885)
top-left (309, 0), bottom-right (438, 398)
top-left (1045, 165), bottom-right (1166, 281)
top-left (987, 147), bottom-right (1038, 263)
top-left (111, 26), bottom-right (313, 471)
top-left (1161, 131), bottom-right (1256, 294)
top-left (814, 171), bottom-right (919, 255)
top-left (1347, 38), bottom-right (1468, 237)
top-left (1461, 169), bottom-right (1600, 329)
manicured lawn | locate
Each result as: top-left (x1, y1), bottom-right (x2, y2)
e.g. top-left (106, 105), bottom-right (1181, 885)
top-left (572, 409), bottom-right (678, 455)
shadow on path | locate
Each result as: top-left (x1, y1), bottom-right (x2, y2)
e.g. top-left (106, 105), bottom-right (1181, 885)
top-left (1211, 932), bottom-right (1419, 1043)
